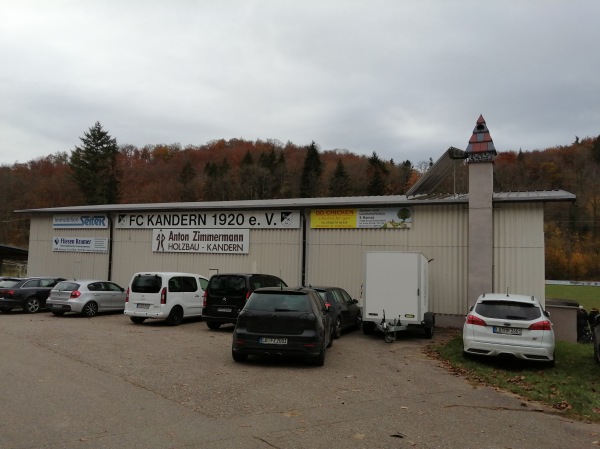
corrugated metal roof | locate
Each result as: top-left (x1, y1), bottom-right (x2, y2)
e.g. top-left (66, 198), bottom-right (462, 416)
top-left (14, 190), bottom-right (575, 214)
top-left (405, 147), bottom-right (464, 196)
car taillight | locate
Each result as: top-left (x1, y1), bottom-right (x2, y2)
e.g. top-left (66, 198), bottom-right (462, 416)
top-left (466, 314), bottom-right (486, 326)
top-left (529, 320), bottom-right (552, 331)
top-left (160, 287), bottom-right (167, 304)
top-left (125, 287), bottom-right (130, 302)
top-left (324, 302), bottom-right (331, 308)
top-left (246, 291), bottom-right (251, 300)
top-left (203, 290), bottom-right (207, 307)
top-left (70, 290), bottom-right (81, 299)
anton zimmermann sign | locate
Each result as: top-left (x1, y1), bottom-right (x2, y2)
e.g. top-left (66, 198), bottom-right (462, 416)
top-left (153, 229), bottom-right (249, 254)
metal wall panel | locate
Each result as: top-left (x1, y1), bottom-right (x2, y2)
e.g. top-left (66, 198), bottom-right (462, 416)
top-left (27, 216), bottom-right (111, 280)
top-left (110, 227), bottom-right (302, 288)
top-left (25, 202), bottom-right (546, 319)
top-left (305, 205), bottom-right (470, 315)
top-left (493, 203), bottom-right (545, 303)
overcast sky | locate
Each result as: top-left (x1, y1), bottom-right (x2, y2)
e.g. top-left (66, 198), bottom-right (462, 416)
top-left (1, 1), bottom-right (599, 166)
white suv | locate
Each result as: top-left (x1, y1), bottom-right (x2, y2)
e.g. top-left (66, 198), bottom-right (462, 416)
top-left (125, 272), bottom-right (208, 326)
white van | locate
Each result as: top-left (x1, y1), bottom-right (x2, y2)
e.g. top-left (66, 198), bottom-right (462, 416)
top-left (125, 272), bottom-right (208, 325)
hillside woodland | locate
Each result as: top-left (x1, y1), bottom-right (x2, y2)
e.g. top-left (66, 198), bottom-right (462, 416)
top-left (1, 124), bottom-right (599, 281)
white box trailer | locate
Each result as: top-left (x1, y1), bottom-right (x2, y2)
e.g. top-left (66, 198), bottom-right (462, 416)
top-left (362, 251), bottom-right (434, 342)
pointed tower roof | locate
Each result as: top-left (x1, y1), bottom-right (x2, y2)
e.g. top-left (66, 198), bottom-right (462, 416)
top-left (465, 115), bottom-right (497, 162)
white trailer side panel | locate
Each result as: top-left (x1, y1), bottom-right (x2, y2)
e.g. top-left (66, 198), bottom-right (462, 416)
top-left (363, 251), bottom-right (426, 325)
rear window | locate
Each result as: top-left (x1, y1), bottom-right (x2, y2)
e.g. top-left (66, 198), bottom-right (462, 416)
top-left (246, 292), bottom-right (311, 312)
top-left (54, 282), bottom-right (80, 291)
top-left (0, 280), bottom-right (19, 288)
top-left (208, 276), bottom-right (247, 295)
top-left (131, 275), bottom-right (163, 294)
top-left (475, 300), bottom-right (542, 320)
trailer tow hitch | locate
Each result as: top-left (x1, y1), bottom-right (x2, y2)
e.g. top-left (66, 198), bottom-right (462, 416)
top-left (377, 309), bottom-right (399, 343)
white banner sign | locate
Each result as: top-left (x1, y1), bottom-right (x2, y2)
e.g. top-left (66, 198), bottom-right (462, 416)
top-left (117, 211), bottom-right (299, 229)
top-left (53, 215), bottom-right (108, 229)
top-left (53, 237), bottom-right (109, 253)
top-left (153, 229), bottom-right (249, 254)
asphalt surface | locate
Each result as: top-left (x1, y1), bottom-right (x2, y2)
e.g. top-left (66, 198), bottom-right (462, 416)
top-left (1, 311), bottom-right (599, 449)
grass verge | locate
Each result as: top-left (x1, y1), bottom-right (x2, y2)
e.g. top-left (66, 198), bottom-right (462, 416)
top-left (426, 333), bottom-right (600, 422)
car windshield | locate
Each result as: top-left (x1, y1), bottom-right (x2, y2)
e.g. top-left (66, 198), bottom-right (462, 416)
top-left (475, 300), bottom-right (542, 320)
top-left (246, 293), bottom-right (311, 312)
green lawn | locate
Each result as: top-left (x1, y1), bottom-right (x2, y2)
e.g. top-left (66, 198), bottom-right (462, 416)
top-left (426, 283), bottom-right (600, 422)
top-left (546, 284), bottom-right (600, 310)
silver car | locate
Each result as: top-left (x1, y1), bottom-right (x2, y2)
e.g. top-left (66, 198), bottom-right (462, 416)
top-left (47, 280), bottom-right (126, 317)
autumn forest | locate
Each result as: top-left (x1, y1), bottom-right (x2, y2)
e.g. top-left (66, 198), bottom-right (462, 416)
top-left (1, 123), bottom-right (599, 281)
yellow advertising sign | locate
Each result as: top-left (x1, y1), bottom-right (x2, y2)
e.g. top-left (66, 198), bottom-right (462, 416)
top-left (311, 208), bottom-right (411, 229)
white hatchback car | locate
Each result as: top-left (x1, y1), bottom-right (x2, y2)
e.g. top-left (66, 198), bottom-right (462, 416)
top-left (463, 293), bottom-right (555, 365)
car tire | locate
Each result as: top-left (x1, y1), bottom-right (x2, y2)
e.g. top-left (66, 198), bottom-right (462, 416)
top-left (326, 333), bottom-right (333, 348)
top-left (548, 352), bottom-right (556, 368)
top-left (232, 350), bottom-right (248, 363)
top-left (206, 321), bottom-right (221, 330)
top-left (333, 317), bottom-right (342, 339)
top-left (130, 316), bottom-right (146, 324)
top-left (354, 313), bottom-right (362, 331)
top-left (424, 323), bottom-right (434, 339)
top-left (24, 297), bottom-right (41, 313)
top-left (311, 345), bottom-right (326, 367)
top-left (0, 307), bottom-right (12, 314)
top-left (166, 306), bottom-right (184, 326)
top-left (81, 302), bottom-right (98, 317)
top-left (51, 310), bottom-right (65, 316)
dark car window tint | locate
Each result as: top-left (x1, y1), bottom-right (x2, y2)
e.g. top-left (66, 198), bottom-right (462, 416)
top-left (262, 276), bottom-right (286, 288)
top-left (199, 277), bottom-right (208, 290)
top-left (87, 283), bottom-right (99, 291)
top-left (329, 291), bottom-right (341, 304)
top-left (41, 279), bottom-right (59, 287)
top-left (475, 301), bottom-right (541, 320)
top-left (23, 280), bottom-right (41, 288)
top-left (169, 277), bottom-right (182, 292)
top-left (104, 282), bottom-right (121, 292)
top-left (246, 293), bottom-right (311, 312)
top-left (131, 275), bottom-right (163, 294)
top-left (209, 276), bottom-right (247, 295)
top-left (339, 289), bottom-right (353, 304)
top-left (181, 276), bottom-right (198, 292)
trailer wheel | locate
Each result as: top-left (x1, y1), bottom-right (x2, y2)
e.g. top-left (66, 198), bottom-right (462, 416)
top-left (362, 321), bottom-right (375, 335)
top-left (423, 312), bottom-right (435, 339)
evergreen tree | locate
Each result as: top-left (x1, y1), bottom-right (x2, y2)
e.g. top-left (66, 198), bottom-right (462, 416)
top-left (178, 160), bottom-right (196, 201)
top-left (591, 135), bottom-right (600, 165)
top-left (329, 159), bottom-right (350, 196)
top-left (366, 151), bottom-right (388, 196)
top-left (299, 141), bottom-right (323, 198)
top-left (69, 122), bottom-right (120, 204)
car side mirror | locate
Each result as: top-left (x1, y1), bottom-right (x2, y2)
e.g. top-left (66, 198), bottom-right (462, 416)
top-left (544, 310), bottom-right (550, 318)
top-left (351, 299), bottom-right (358, 304)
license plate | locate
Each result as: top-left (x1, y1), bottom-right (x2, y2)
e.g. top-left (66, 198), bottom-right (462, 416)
top-left (217, 307), bottom-right (232, 313)
top-left (136, 303), bottom-right (150, 309)
top-left (493, 326), bottom-right (522, 335)
top-left (260, 337), bottom-right (287, 345)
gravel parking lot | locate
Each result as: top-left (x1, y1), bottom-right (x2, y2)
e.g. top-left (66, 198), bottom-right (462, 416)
top-left (1, 312), bottom-right (599, 449)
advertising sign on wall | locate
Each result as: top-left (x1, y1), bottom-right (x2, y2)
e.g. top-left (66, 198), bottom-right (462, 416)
top-left (152, 229), bottom-right (249, 254)
top-left (311, 207), bottom-right (412, 229)
top-left (117, 211), bottom-right (299, 229)
top-left (53, 215), bottom-right (108, 229)
top-left (53, 237), bottom-right (109, 253)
